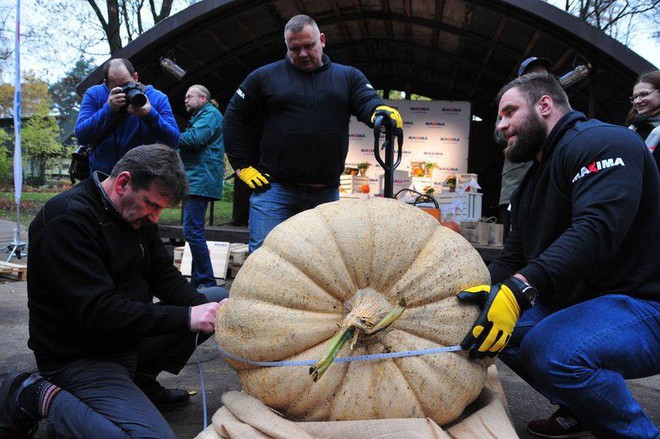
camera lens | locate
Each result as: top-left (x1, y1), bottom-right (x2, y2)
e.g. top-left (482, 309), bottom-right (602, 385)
top-left (126, 88), bottom-right (147, 107)
top-left (121, 84), bottom-right (147, 108)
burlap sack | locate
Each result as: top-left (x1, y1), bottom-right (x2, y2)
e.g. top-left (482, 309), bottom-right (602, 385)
top-left (194, 365), bottom-right (518, 439)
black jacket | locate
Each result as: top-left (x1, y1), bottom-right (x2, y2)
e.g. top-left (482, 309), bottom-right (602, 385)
top-left (490, 111), bottom-right (660, 308)
top-left (224, 54), bottom-right (382, 185)
top-left (27, 174), bottom-right (207, 372)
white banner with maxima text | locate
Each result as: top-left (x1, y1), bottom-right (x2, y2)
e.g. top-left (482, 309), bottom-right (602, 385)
top-left (345, 99), bottom-right (471, 196)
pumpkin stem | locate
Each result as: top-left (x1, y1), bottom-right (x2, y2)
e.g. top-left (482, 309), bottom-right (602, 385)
top-left (364, 297), bottom-right (406, 336)
top-left (309, 327), bottom-right (355, 382)
top-left (309, 289), bottom-right (406, 382)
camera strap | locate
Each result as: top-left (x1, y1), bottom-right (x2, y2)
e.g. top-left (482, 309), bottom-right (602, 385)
top-left (69, 113), bottom-right (125, 183)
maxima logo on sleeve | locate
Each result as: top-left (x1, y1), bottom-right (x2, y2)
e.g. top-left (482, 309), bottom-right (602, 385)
top-left (572, 157), bottom-right (625, 183)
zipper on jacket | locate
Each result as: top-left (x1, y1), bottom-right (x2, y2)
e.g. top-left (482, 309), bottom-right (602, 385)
top-left (312, 74), bottom-right (318, 110)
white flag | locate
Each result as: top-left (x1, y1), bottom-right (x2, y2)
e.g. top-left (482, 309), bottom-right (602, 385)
top-left (13, 0), bottom-right (22, 205)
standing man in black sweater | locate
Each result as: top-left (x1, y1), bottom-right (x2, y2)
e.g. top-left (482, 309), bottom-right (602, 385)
top-left (224, 14), bottom-right (403, 252)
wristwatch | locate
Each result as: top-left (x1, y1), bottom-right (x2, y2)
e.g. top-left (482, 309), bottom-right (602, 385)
top-left (509, 276), bottom-right (538, 308)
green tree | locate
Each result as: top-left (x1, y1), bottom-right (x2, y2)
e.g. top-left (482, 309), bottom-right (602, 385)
top-left (0, 72), bottom-right (55, 117)
top-left (0, 74), bottom-right (65, 186)
top-left (49, 57), bottom-right (97, 142)
top-left (0, 129), bottom-right (11, 183)
top-left (0, 83), bottom-right (12, 117)
top-left (21, 101), bottom-right (63, 186)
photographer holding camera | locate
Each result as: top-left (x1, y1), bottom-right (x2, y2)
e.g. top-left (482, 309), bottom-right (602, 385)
top-left (75, 58), bottom-right (180, 175)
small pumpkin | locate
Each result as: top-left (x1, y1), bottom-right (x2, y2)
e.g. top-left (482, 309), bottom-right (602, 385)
top-left (440, 220), bottom-right (460, 233)
top-left (216, 198), bottom-right (490, 425)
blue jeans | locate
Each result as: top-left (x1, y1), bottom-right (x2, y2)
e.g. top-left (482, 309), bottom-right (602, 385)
top-left (40, 287), bottom-right (229, 438)
top-left (183, 195), bottom-right (216, 287)
top-left (499, 295), bottom-right (660, 438)
top-left (248, 182), bottom-right (339, 252)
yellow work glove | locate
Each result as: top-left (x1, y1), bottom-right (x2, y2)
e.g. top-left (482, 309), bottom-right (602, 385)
top-left (238, 166), bottom-right (271, 192)
top-left (456, 278), bottom-right (534, 359)
top-left (371, 105), bottom-right (403, 129)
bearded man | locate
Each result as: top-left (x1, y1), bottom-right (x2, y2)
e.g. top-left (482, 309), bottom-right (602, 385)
top-left (456, 73), bottom-right (660, 438)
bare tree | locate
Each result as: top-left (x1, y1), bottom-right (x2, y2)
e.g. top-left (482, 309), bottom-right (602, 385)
top-left (558, 0), bottom-right (660, 44)
top-left (82, 0), bottom-right (176, 53)
top-left (150, 0), bottom-right (175, 24)
top-left (29, 0), bottom-right (198, 60)
top-left (0, 5), bottom-right (13, 63)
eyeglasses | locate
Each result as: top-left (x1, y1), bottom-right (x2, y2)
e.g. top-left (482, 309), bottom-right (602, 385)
top-left (630, 89), bottom-right (658, 103)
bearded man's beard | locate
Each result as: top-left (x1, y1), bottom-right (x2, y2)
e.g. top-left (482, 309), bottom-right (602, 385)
top-left (504, 112), bottom-right (546, 163)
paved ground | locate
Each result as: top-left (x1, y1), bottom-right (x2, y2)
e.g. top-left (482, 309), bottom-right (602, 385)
top-left (0, 220), bottom-right (657, 438)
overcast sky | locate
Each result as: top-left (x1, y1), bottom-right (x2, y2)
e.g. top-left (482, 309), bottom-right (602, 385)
top-left (1, 0), bottom-right (658, 84)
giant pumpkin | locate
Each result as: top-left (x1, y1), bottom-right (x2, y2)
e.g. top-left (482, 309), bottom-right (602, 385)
top-left (215, 198), bottom-right (490, 425)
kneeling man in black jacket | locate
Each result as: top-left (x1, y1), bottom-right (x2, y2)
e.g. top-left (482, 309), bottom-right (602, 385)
top-left (0, 144), bottom-right (228, 439)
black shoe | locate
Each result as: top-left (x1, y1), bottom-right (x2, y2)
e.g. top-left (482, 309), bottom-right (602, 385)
top-left (527, 406), bottom-right (591, 438)
top-left (136, 378), bottom-right (190, 411)
top-left (0, 372), bottom-right (41, 439)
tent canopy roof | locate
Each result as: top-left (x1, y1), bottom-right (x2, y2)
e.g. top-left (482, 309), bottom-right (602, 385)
top-left (77, 0), bottom-right (657, 124)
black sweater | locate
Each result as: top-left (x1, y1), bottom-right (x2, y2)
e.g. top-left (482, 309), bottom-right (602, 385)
top-left (27, 174), bottom-right (207, 372)
top-left (489, 112), bottom-right (660, 308)
top-left (224, 54), bottom-right (382, 186)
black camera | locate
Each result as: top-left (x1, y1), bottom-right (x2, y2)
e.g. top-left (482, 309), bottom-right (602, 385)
top-left (120, 83), bottom-right (147, 108)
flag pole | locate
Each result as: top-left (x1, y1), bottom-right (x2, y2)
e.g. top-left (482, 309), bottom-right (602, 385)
top-left (8, 0), bottom-right (25, 262)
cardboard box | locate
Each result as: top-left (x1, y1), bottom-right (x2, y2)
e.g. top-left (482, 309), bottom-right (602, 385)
top-left (460, 221), bottom-right (489, 245)
top-left (179, 241), bottom-right (231, 279)
top-left (489, 223), bottom-right (504, 246)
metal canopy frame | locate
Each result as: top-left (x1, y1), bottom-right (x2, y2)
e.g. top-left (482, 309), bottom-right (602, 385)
top-left (77, 0), bottom-right (656, 125)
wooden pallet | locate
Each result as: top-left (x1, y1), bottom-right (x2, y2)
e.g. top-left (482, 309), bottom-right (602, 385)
top-left (0, 261), bottom-right (27, 281)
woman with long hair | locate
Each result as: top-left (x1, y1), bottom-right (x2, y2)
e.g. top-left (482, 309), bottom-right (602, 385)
top-left (627, 70), bottom-right (660, 168)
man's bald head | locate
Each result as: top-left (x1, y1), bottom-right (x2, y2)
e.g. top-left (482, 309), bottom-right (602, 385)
top-left (103, 58), bottom-right (138, 89)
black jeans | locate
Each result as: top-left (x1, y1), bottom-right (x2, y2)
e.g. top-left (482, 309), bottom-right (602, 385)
top-left (40, 286), bottom-right (229, 438)
top-left (43, 356), bottom-right (175, 438)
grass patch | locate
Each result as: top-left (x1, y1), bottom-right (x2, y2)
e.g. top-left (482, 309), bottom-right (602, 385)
top-left (0, 191), bottom-right (59, 227)
top-left (161, 200), bottom-right (234, 225)
top-left (0, 190), bottom-right (234, 227)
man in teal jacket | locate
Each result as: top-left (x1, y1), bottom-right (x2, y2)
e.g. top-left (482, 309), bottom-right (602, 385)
top-left (179, 85), bottom-right (225, 288)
